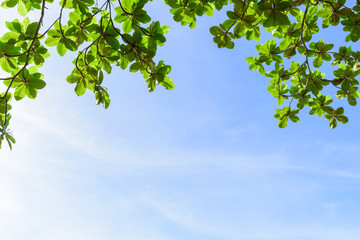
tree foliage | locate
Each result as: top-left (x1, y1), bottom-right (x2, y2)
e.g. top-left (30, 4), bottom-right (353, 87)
top-left (0, 0), bottom-right (360, 149)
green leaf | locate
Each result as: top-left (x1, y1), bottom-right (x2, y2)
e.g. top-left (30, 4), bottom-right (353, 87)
top-left (129, 62), bottom-right (140, 72)
top-left (278, 117), bottom-right (288, 128)
top-left (17, 0), bottom-right (28, 16)
top-left (25, 85), bottom-right (37, 99)
top-left (159, 76), bottom-right (175, 90)
top-left (103, 88), bottom-right (110, 109)
top-left (122, 18), bottom-right (132, 33)
top-left (66, 73), bottom-right (81, 84)
top-left (75, 78), bottom-right (87, 96)
top-left (313, 56), bottom-right (323, 68)
top-left (14, 84), bottom-right (26, 100)
top-left (45, 36), bottom-right (60, 47)
top-left (63, 38), bottom-right (77, 51)
top-left (6, 134), bottom-right (16, 144)
top-left (56, 41), bottom-right (67, 56)
top-left (337, 115), bottom-right (348, 124)
top-left (348, 95), bottom-right (357, 106)
top-left (210, 26), bottom-right (222, 36)
top-left (119, 58), bottom-right (129, 70)
top-left (105, 36), bottom-right (120, 50)
top-left (330, 118), bottom-right (337, 129)
top-left (30, 79), bottom-right (46, 89)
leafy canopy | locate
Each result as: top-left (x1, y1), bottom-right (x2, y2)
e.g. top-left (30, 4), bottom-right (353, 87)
top-left (0, 0), bottom-right (360, 149)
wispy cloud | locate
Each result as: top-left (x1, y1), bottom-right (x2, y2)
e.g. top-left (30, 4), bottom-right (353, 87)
top-left (1, 7), bottom-right (360, 239)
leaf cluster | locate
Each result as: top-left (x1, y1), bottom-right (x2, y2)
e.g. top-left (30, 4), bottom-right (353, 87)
top-left (1, 0), bottom-right (360, 149)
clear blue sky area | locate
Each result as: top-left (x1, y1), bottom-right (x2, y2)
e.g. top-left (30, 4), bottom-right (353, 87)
top-left (1, 2), bottom-right (360, 240)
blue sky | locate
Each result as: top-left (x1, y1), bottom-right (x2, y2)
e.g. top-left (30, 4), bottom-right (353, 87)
top-left (1, 1), bottom-right (360, 240)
